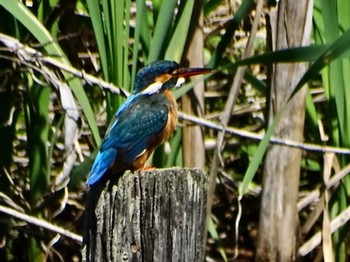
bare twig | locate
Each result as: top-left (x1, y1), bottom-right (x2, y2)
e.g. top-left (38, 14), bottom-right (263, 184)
top-left (179, 112), bottom-right (350, 155)
top-left (297, 163), bottom-right (350, 211)
top-left (0, 33), bottom-right (128, 96)
top-left (205, 1), bottom-right (265, 258)
top-left (43, 56), bottom-right (127, 96)
top-left (8, 32), bottom-right (349, 157)
top-left (0, 204), bottom-right (82, 244)
top-left (0, 33), bottom-right (130, 187)
top-left (207, 1), bottom-right (265, 217)
top-left (298, 205), bottom-right (350, 256)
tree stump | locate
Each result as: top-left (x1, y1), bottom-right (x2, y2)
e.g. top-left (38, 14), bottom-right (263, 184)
top-left (82, 168), bottom-right (208, 262)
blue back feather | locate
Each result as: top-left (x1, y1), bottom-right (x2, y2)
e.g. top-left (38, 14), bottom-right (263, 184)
top-left (86, 94), bottom-right (170, 185)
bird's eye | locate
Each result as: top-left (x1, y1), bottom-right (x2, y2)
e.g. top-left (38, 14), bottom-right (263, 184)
top-left (172, 69), bottom-right (180, 76)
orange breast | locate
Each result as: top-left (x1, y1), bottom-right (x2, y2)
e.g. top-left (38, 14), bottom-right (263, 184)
top-left (131, 90), bottom-right (178, 171)
top-left (162, 89), bottom-right (178, 141)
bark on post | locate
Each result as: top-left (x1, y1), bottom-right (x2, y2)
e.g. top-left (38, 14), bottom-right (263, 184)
top-left (83, 168), bottom-right (208, 262)
top-left (256, 1), bottom-right (313, 261)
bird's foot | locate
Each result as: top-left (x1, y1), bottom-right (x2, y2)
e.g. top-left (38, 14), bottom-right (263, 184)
top-left (143, 165), bottom-right (156, 170)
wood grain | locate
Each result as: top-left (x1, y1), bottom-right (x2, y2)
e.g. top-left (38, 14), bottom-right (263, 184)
top-left (83, 168), bottom-right (208, 262)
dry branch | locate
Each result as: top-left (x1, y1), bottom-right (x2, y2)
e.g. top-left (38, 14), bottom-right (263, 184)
top-left (0, 204), bottom-right (82, 243)
top-left (298, 206), bottom-right (350, 256)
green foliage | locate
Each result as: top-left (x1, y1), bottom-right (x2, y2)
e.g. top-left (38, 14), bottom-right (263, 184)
top-left (313, 0), bottom-right (350, 260)
top-left (0, 0), bottom-right (100, 148)
top-left (25, 83), bottom-right (50, 203)
top-left (1, 0), bottom-right (350, 260)
top-left (240, 27), bottom-right (350, 195)
top-left (0, 0), bottom-right (98, 260)
top-left (0, 0), bottom-right (210, 259)
top-left (206, 0), bottom-right (254, 69)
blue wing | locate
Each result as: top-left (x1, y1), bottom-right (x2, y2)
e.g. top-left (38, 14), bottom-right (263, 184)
top-left (86, 94), bottom-right (169, 185)
top-left (86, 148), bottom-right (117, 185)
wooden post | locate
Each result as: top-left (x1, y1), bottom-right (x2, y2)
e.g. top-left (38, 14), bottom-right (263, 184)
top-left (83, 168), bottom-right (208, 262)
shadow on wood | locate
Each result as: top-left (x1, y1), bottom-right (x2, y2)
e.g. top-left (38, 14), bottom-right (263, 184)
top-left (83, 168), bottom-right (208, 262)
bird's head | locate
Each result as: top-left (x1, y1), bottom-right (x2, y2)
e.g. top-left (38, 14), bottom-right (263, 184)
top-left (133, 60), bottom-right (213, 95)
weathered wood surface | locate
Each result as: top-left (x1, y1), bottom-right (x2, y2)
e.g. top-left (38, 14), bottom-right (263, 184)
top-left (83, 168), bottom-right (208, 262)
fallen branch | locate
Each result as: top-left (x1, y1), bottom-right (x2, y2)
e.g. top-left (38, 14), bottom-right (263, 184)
top-left (0, 33), bottom-right (127, 96)
top-left (297, 163), bottom-right (350, 211)
top-left (4, 33), bottom-right (349, 157)
top-left (179, 112), bottom-right (350, 155)
top-left (298, 205), bottom-right (350, 256)
top-left (0, 204), bottom-right (82, 244)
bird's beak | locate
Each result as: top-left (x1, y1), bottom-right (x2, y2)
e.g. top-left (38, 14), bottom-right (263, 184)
top-left (175, 67), bottom-right (215, 78)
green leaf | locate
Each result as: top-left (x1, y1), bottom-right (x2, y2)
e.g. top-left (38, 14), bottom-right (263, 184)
top-left (290, 29), bottom-right (350, 100)
top-left (26, 83), bottom-right (50, 203)
top-left (207, 217), bottom-right (228, 262)
top-left (86, 0), bottom-right (109, 81)
top-left (165, 1), bottom-right (194, 61)
top-left (233, 45), bottom-right (330, 67)
top-left (239, 28), bottom-right (350, 197)
top-left (208, 0), bottom-right (254, 68)
top-left (131, 0), bottom-right (146, 84)
top-left (239, 111), bottom-right (280, 196)
top-left (0, 0), bottom-right (101, 146)
top-left (147, 0), bottom-right (178, 62)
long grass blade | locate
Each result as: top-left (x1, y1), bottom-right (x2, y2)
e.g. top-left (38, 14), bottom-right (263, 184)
top-left (147, 0), bottom-right (177, 62)
top-left (240, 28), bottom-right (350, 197)
top-left (86, 0), bottom-right (109, 81)
top-left (207, 0), bottom-right (254, 68)
top-left (0, 0), bottom-right (101, 146)
top-left (165, 1), bottom-right (194, 61)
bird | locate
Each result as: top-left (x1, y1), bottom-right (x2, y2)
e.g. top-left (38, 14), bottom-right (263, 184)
top-left (86, 60), bottom-right (212, 186)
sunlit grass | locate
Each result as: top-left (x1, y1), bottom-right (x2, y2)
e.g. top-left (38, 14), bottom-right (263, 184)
top-left (1, 0), bottom-right (350, 260)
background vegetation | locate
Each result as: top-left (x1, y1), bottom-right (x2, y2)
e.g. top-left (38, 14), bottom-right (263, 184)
top-left (0, 0), bottom-right (350, 261)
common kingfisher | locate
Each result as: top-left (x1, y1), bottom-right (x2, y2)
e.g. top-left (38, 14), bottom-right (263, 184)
top-left (86, 60), bottom-right (212, 186)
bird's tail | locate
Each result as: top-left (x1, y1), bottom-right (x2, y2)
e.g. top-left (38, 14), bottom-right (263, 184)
top-left (86, 149), bottom-right (117, 186)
